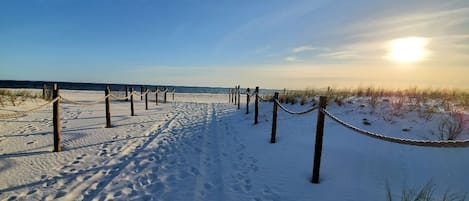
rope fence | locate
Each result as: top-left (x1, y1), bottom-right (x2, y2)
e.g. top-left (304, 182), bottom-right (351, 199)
top-left (321, 108), bottom-right (469, 147)
top-left (0, 97), bottom-right (60, 119)
top-left (109, 94), bottom-right (132, 101)
top-left (60, 94), bottom-right (111, 106)
top-left (0, 83), bottom-right (176, 152)
top-left (274, 99), bottom-right (318, 115)
top-left (232, 89), bottom-right (469, 184)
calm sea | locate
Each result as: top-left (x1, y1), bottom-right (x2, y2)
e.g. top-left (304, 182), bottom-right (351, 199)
top-left (0, 80), bottom-right (275, 94)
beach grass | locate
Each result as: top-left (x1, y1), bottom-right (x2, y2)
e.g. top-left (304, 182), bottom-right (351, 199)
top-left (0, 89), bottom-right (41, 107)
top-left (385, 180), bottom-right (466, 201)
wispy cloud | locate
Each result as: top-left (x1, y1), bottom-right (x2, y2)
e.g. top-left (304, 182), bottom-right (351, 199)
top-left (317, 50), bottom-right (359, 59)
top-left (311, 40), bottom-right (386, 62)
top-left (291, 45), bottom-right (316, 53)
top-left (284, 56), bottom-right (298, 62)
top-left (343, 7), bottom-right (469, 40)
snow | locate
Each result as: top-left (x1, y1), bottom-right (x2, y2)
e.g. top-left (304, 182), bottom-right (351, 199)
top-left (1, 90), bottom-right (468, 201)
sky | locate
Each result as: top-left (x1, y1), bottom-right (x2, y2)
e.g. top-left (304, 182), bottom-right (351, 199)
top-left (0, 0), bottom-right (468, 89)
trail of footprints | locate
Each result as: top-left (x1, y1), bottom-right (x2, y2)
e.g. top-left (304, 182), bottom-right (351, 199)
top-left (3, 102), bottom-right (279, 201)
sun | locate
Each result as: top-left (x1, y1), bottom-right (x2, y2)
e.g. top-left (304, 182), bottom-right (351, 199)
top-left (387, 37), bottom-right (429, 63)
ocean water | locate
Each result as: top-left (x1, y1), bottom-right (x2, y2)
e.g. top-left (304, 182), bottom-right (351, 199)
top-left (0, 80), bottom-right (275, 94)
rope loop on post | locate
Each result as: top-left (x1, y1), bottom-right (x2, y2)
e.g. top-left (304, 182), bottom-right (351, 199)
top-left (131, 91), bottom-right (150, 98)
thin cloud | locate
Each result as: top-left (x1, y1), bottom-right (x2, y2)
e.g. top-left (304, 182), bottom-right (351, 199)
top-left (284, 56), bottom-right (298, 62)
top-left (317, 50), bottom-right (359, 59)
top-left (292, 46), bottom-right (316, 53)
top-left (344, 7), bottom-right (469, 40)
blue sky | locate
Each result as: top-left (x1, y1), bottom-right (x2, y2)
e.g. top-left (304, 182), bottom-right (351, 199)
top-left (1, 0), bottom-right (468, 89)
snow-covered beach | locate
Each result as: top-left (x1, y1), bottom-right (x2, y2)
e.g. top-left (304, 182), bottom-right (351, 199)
top-left (1, 89), bottom-right (468, 201)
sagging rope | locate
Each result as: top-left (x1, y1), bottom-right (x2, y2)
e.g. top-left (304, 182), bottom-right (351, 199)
top-left (132, 90), bottom-right (150, 98)
top-left (321, 108), bottom-right (469, 147)
top-left (258, 95), bottom-right (274, 102)
top-left (0, 88), bottom-right (173, 119)
top-left (109, 94), bottom-right (131, 100)
top-left (156, 89), bottom-right (169, 93)
top-left (60, 94), bottom-right (111, 106)
top-left (274, 99), bottom-right (318, 115)
top-left (0, 97), bottom-right (60, 119)
top-left (148, 90), bottom-right (160, 95)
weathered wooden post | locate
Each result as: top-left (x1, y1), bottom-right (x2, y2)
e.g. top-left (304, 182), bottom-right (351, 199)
top-left (125, 85), bottom-right (129, 101)
top-left (105, 86), bottom-right (111, 128)
top-left (42, 83), bottom-right (46, 99)
top-left (237, 85), bottom-right (241, 110)
top-left (254, 86), bottom-right (259, 124)
top-left (229, 89), bottom-right (231, 103)
top-left (172, 89), bottom-right (175, 101)
top-left (140, 86), bottom-right (144, 101)
top-left (246, 88), bottom-right (250, 114)
top-left (234, 85), bottom-right (237, 105)
top-left (312, 96), bottom-right (327, 184)
top-left (231, 88), bottom-right (234, 103)
top-left (145, 88), bottom-right (148, 110)
top-left (155, 87), bottom-right (158, 105)
top-left (130, 88), bottom-right (135, 116)
top-left (53, 83), bottom-right (61, 152)
top-left (270, 92), bottom-right (279, 143)
top-left (164, 88), bottom-right (167, 103)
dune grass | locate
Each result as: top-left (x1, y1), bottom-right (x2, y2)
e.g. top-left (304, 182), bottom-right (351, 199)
top-left (0, 89), bottom-right (42, 107)
top-left (261, 86), bottom-right (469, 111)
top-left (386, 180), bottom-right (466, 201)
top-left (258, 86), bottom-right (469, 140)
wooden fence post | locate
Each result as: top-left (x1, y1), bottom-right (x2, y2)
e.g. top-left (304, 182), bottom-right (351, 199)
top-left (254, 86), bottom-right (259, 124)
top-left (125, 85), bottom-right (129, 101)
top-left (234, 85), bottom-right (237, 105)
top-left (164, 88), bottom-right (167, 103)
top-left (53, 83), bottom-right (61, 152)
top-left (172, 90), bottom-right (175, 101)
top-left (312, 96), bottom-right (327, 184)
top-left (42, 83), bottom-right (46, 99)
top-left (155, 87), bottom-right (158, 105)
top-left (246, 88), bottom-right (250, 114)
top-left (105, 86), bottom-right (111, 128)
top-left (130, 88), bottom-right (135, 116)
top-left (229, 89), bottom-right (231, 103)
top-left (270, 92), bottom-right (279, 143)
top-left (231, 88), bottom-right (234, 103)
top-left (145, 89), bottom-right (148, 110)
top-left (140, 86), bottom-right (144, 101)
top-left (237, 85), bottom-right (241, 110)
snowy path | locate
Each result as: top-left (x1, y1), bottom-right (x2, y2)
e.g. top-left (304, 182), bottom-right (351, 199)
top-left (0, 100), bottom-right (261, 201)
top-left (54, 102), bottom-right (260, 201)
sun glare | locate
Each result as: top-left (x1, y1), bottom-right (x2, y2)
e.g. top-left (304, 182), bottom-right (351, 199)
top-left (387, 37), bottom-right (429, 63)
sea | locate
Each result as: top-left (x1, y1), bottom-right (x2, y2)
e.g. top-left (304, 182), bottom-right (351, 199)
top-left (0, 80), bottom-right (275, 94)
